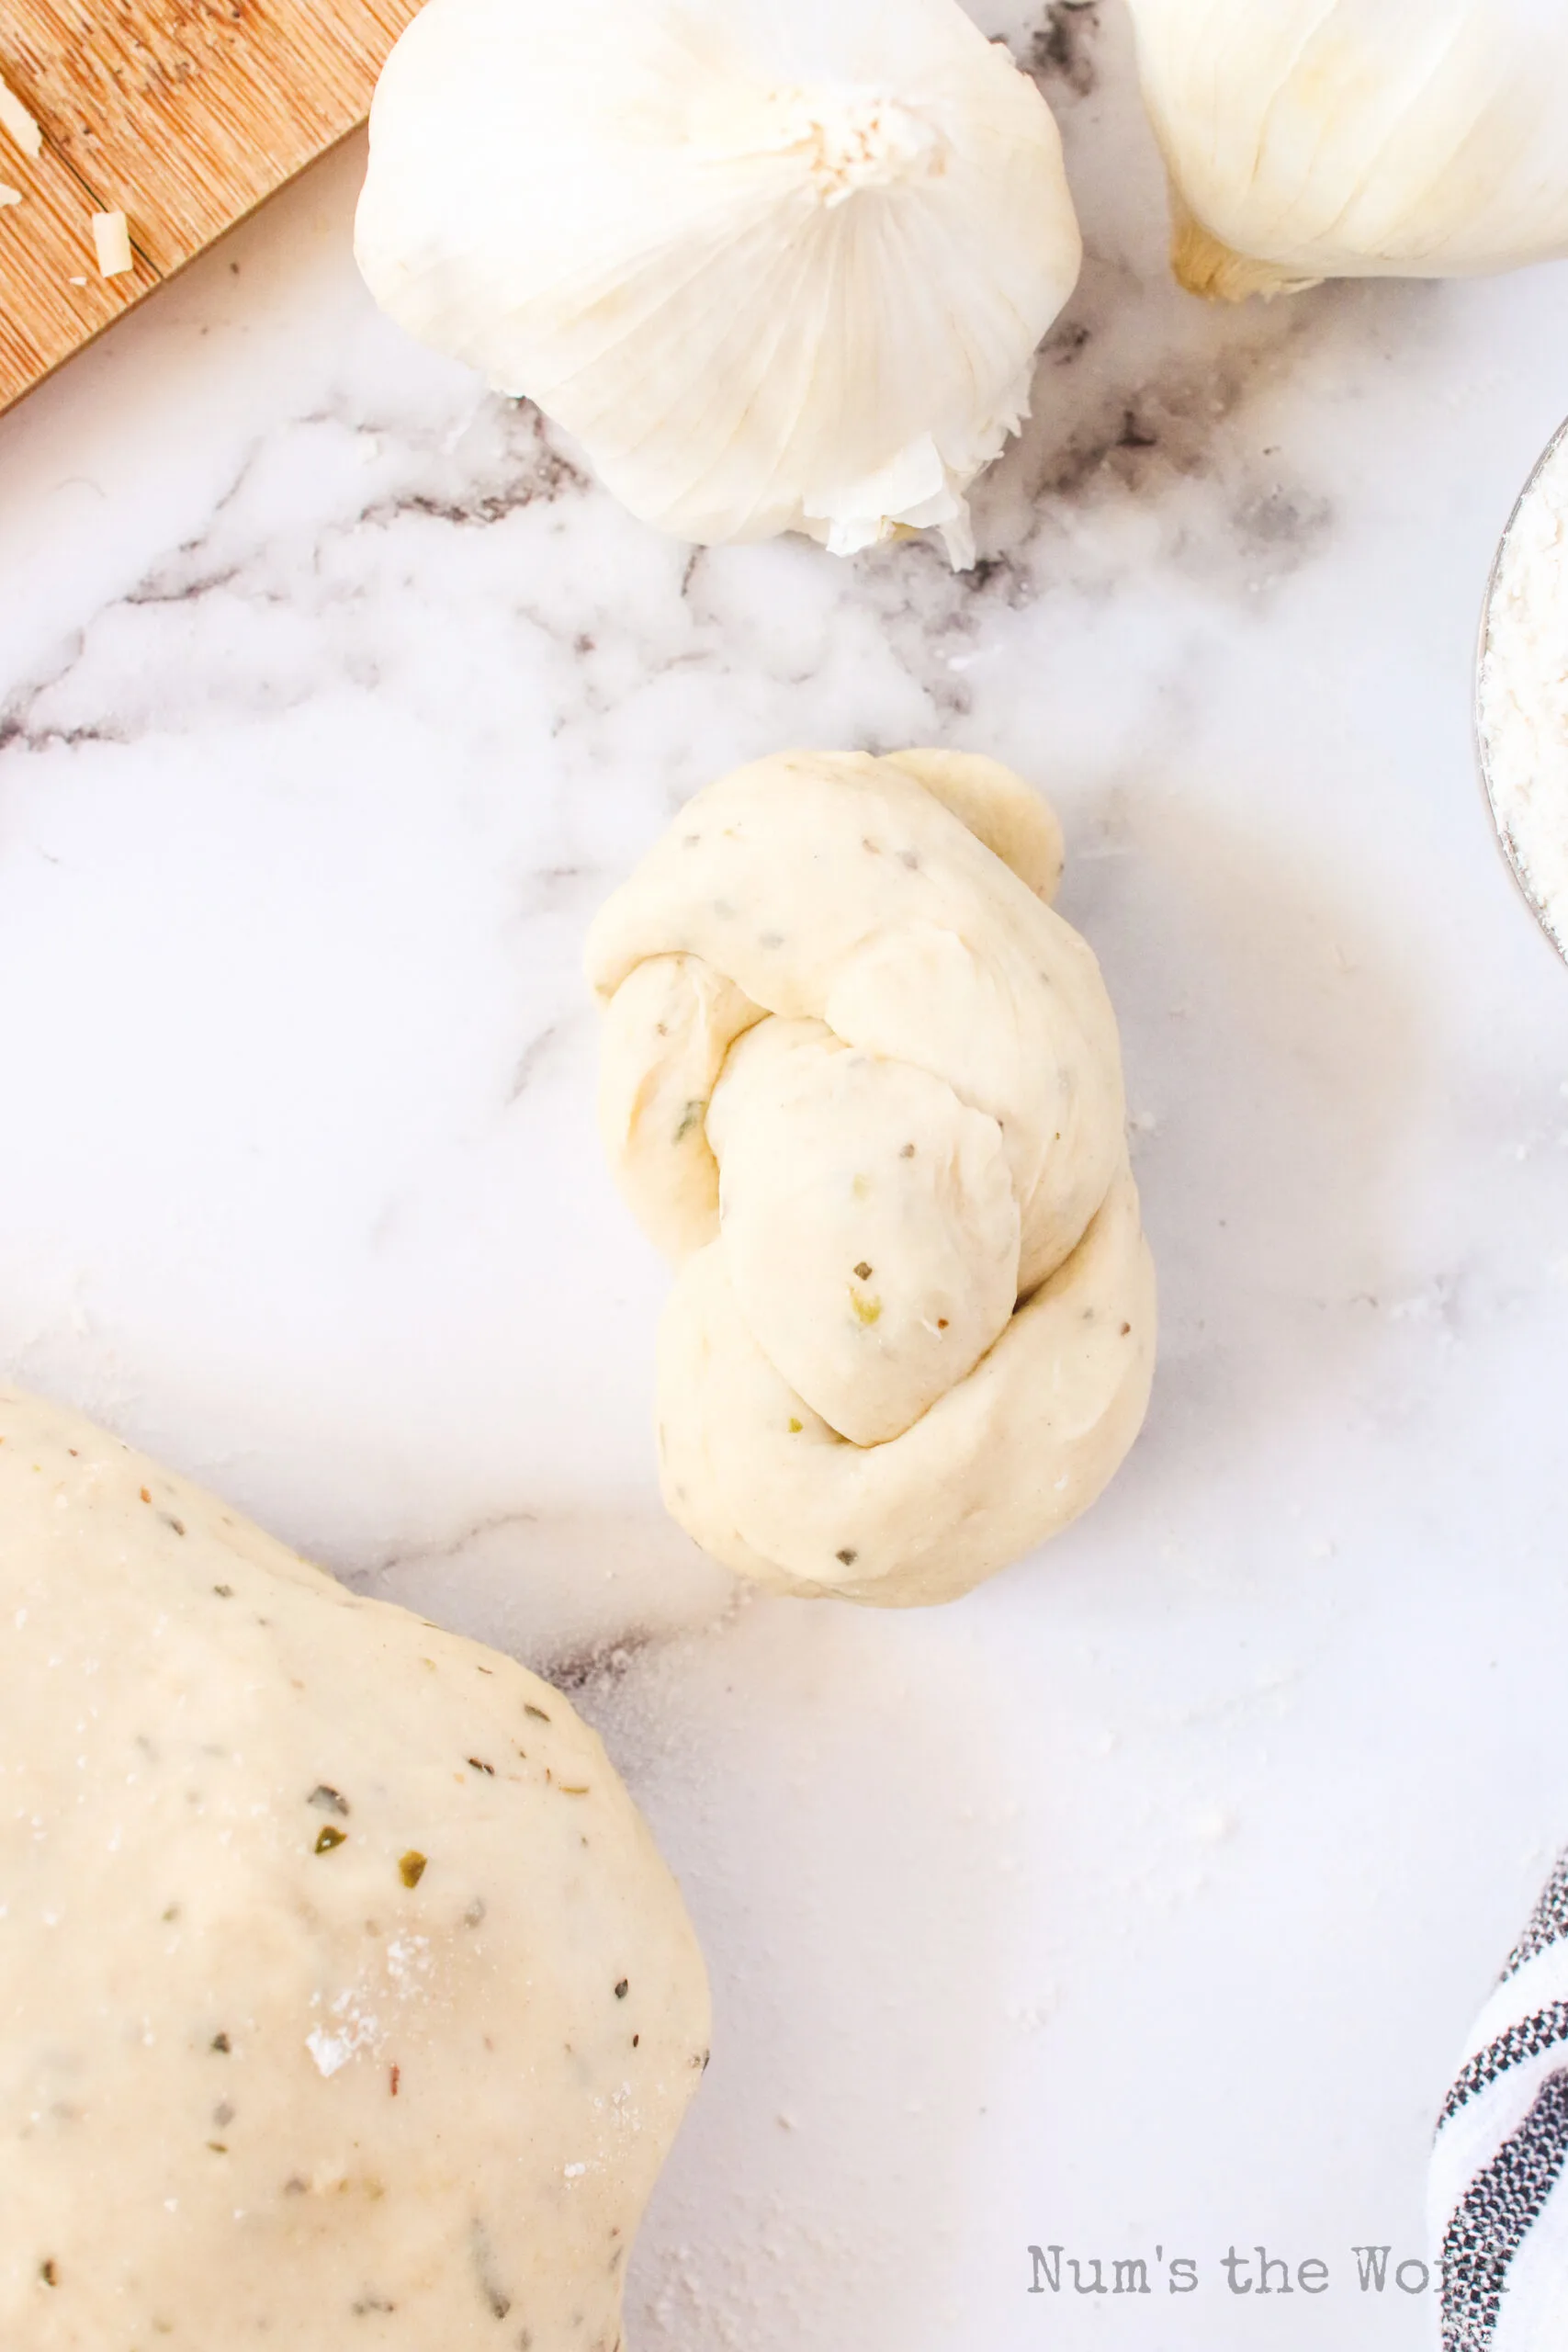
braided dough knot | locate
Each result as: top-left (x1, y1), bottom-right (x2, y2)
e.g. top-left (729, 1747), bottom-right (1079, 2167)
top-left (586, 750), bottom-right (1156, 1606)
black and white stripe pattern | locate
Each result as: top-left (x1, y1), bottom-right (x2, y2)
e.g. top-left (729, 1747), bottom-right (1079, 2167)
top-left (1506, 1858), bottom-right (1568, 1983)
top-left (1433, 1852), bottom-right (1568, 2349)
top-left (1442, 2008), bottom-right (1568, 2132)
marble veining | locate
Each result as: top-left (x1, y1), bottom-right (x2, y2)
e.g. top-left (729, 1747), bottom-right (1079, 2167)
top-left (6, 2), bottom-right (1568, 2346)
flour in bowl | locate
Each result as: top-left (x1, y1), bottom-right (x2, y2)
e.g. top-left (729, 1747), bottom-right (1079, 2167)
top-left (1480, 421), bottom-right (1568, 959)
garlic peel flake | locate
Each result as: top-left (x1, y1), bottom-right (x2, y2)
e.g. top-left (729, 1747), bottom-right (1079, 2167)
top-left (355, 0), bottom-right (1082, 563)
top-left (0, 73), bottom-right (42, 163)
top-left (1128, 0), bottom-right (1568, 300)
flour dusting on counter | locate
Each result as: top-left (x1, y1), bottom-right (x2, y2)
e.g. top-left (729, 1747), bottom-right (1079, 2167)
top-left (1480, 421), bottom-right (1568, 958)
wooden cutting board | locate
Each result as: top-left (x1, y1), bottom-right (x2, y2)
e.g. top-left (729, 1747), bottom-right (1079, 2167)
top-left (0, 0), bottom-right (420, 416)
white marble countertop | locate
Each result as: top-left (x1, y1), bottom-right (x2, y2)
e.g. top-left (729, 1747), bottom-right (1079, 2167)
top-left (6, 6), bottom-right (1568, 2346)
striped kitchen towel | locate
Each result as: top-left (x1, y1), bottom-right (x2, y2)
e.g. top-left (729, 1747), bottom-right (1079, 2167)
top-left (1432, 1853), bottom-right (1568, 2350)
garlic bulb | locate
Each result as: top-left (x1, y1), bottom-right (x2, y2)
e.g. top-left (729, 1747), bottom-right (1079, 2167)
top-left (1126, 0), bottom-right (1568, 300)
top-left (355, 0), bottom-right (1081, 565)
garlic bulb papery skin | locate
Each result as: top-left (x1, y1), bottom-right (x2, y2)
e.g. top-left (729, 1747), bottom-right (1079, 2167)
top-left (1126, 0), bottom-right (1568, 301)
top-left (354, 0), bottom-right (1081, 565)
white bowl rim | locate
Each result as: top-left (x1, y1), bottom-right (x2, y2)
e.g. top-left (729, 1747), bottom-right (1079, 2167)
top-left (1475, 412), bottom-right (1568, 968)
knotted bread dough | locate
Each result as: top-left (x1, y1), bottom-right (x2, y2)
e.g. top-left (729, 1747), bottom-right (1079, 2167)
top-left (0, 1388), bottom-right (708, 2350)
top-left (586, 749), bottom-right (1156, 1606)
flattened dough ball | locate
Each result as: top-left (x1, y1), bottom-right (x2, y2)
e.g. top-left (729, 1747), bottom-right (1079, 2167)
top-left (586, 748), bottom-right (1156, 1607)
top-left (0, 1388), bottom-right (709, 2350)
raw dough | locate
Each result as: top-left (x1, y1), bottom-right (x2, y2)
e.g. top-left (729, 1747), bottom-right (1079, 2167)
top-left (0, 1388), bottom-right (709, 2349)
top-left (586, 749), bottom-right (1156, 1605)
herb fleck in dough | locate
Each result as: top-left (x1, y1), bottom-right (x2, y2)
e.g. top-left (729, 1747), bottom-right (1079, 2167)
top-left (0, 1389), bottom-right (708, 2350)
